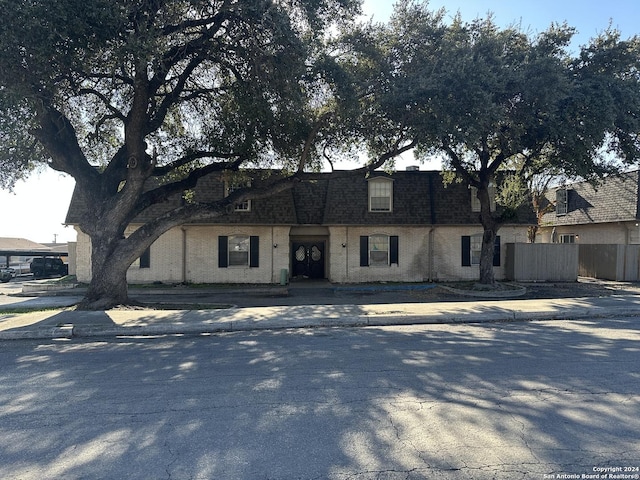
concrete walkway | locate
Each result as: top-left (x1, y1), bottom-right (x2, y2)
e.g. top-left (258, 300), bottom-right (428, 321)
top-left (2, 283), bottom-right (640, 340)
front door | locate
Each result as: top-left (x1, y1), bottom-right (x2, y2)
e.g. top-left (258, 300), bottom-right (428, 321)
top-left (292, 242), bottom-right (325, 279)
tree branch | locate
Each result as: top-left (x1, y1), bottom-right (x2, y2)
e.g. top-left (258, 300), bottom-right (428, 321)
top-left (129, 158), bottom-right (245, 222)
top-left (152, 150), bottom-right (244, 176)
top-left (79, 88), bottom-right (127, 122)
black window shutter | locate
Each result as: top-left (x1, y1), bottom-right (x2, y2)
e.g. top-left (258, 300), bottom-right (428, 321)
top-left (218, 236), bottom-right (228, 268)
top-left (139, 246), bottom-right (151, 268)
top-left (250, 236), bottom-right (259, 267)
top-left (390, 236), bottom-right (399, 264)
top-left (461, 236), bottom-right (471, 266)
top-left (493, 235), bottom-right (501, 266)
top-left (360, 236), bottom-right (369, 267)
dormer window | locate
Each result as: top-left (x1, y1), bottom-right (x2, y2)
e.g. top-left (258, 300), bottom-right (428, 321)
top-left (556, 188), bottom-right (568, 216)
top-left (225, 180), bottom-right (251, 212)
top-left (368, 177), bottom-right (393, 212)
top-left (470, 184), bottom-right (496, 212)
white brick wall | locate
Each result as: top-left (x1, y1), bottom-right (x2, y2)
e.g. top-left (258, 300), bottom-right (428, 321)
top-left (328, 226), bottom-right (429, 283)
top-left (183, 225), bottom-right (289, 284)
top-left (431, 225), bottom-right (527, 281)
top-left (126, 227), bottom-right (184, 283)
top-left (73, 223), bottom-right (529, 284)
top-left (74, 228), bottom-right (91, 283)
top-left (537, 223), bottom-right (631, 244)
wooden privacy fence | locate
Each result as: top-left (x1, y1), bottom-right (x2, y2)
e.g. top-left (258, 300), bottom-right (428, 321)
top-left (579, 244), bottom-right (640, 281)
top-left (505, 243), bottom-right (579, 282)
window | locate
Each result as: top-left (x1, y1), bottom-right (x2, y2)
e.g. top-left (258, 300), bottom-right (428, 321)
top-left (360, 235), bottom-right (399, 267)
top-left (132, 245), bottom-right (151, 269)
top-left (139, 246), bottom-right (151, 269)
top-left (462, 235), bottom-right (501, 267)
top-left (218, 235), bottom-right (259, 268)
top-left (629, 225), bottom-right (640, 245)
top-left (368, 178), bottom-right (393, 212)
top-left (226, 180), bottom-right (251, 212)
top-left (559, 234), bottom-right (576, 244)
top-left (369, 234), bottom-right (389, 266)
top-left (556, 188), bottom-right (568, 216)
top-left (470, 185), bottom-right (496, 212)
top-left (228, 235), bottom-right (249, 266)
top-left (470, 234), bottom-right (482, 265)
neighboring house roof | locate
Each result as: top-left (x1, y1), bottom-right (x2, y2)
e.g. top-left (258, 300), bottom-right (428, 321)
top-left (65, 170), bottom-right (536, 227)
top-left (42, 243), bottom-right (70, 254)
top-left (0, 238), bottom-right (60, 260)
top-left (0, 237), bottom-right (52, 252)
top-left (541, 170), bottom-right (640, 226)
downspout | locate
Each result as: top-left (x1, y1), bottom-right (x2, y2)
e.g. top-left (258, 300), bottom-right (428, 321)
top-left (346, 226), bottom-right (349, 282)
top-left (181, 227), bottom-right (187, 284)
top-left (428, 228), bottom-right (435, 281)
top-left (428, 173), bottom-right (437, 282)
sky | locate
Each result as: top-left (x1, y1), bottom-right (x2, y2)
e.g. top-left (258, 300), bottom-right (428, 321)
top-left (0, 0), bottom-right (638, 244)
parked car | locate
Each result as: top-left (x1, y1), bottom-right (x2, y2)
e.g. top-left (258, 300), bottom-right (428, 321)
top-left (30, 258), bottom-right (69, 278)
top-left (9, 262), bottom-right (32, 276)
top-left (0, 268), bottom-right (12, 283)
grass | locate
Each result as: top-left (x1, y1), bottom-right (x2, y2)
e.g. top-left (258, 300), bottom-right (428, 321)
top-left (40, 275), bottom-right (78, 285)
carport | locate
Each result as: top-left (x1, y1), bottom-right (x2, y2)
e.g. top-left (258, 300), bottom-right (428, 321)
top-left (1, 250), bottom-right (68, 269)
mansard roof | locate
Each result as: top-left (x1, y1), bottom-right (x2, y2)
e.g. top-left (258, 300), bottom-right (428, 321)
top-left (65, 169), bottom-right (536, 226)
top-left (541, 170), bottom-right (640, 226)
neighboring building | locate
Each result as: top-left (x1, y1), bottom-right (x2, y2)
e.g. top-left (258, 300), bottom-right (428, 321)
top-left (65, 170), bottom-right (535, 284)
top-left (0, 237), bottom-right (52, 273)
top-left (538, 170), bottom-right (640, 245)
top-left (0, 238), bottom-right (72, 276)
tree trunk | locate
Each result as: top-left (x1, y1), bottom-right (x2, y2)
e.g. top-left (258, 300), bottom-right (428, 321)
top-left (477, 182), bottom-right (499, 285)
top-left (78, 263), bottom-right (130, 310)
top-left (478, 228), bottom-right (497, 284)
top-left (77, 235), bottom-right (134, 310)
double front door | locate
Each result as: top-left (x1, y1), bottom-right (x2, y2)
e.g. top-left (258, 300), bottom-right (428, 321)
top-left (292, 242), bottom-right (325, 279)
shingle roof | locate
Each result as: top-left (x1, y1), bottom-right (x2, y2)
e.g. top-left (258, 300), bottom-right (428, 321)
top-left (66, 170), bottom-right (535, 226)
top-left (541, 170), bottom-right (640, 226)
top-left (0, 237), bottom-right (51, 251)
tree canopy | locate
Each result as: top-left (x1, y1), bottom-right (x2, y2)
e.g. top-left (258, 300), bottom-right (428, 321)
top-left (343, 0), bottom-right (640, 283)
top-left (0, 0), bottom-right (371, 308)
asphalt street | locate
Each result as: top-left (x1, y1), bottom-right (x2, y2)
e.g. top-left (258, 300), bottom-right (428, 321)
top-left (1, 318), bottom-right (638, 480)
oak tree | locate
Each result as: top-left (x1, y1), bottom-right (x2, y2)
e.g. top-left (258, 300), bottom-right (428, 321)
top-left (0, 0), bottom-right (371, 309)
top-left (348, 0), bottom-right (640, 284)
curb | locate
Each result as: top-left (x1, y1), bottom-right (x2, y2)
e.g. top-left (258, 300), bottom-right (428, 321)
top-left (13, 286), bottom-right (290, 298)
top-left (0, 324), bottom-right (74, 340)
top-left (3, 307), bottom-right (639, 341)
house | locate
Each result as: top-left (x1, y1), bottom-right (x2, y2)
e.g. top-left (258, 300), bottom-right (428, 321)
top-left (538, 170), bottom-right (640, 245)
top-left (65, 169), bottom-right (535, 284)
top-left (538, 170), bottom-right (640, 281)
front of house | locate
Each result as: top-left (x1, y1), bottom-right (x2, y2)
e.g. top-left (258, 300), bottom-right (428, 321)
top-left (67, 169), bottom-right (535, 285)
top-left (538, 170), bottom-right (640, 245)
top-left (535, 170), bottom-right (640, 281)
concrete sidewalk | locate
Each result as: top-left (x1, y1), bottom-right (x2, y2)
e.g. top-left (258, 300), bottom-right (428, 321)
top-left (2, 291), bottom-right (640, 340)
